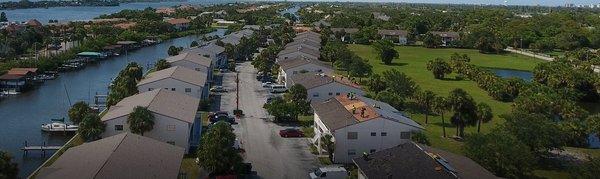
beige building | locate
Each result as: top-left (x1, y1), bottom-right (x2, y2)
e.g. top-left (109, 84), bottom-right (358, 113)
top-left (137, 66), bottom-right (208, 99)
top-left (287, 73), bottom-right (364, 102)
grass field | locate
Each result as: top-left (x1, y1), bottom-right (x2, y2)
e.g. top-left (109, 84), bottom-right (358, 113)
top-left (349, 44), bottom-right (545, 154)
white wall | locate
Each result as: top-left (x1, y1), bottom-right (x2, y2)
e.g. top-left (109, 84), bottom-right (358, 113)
top-left (331, 118), bottom-right (419, 163)
top-left (307, 82), bottom-right (364, 102)
top-left (137, 78), bottom-right (204, 99)
top-left (102, 113), bottom-right (192, 153)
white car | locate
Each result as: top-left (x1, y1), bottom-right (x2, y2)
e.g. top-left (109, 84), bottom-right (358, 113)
top-left (210, 86), bottom-right (227, 92)
top-left (262, 82), bottom-right (273, 88)
top-left (309, 166), bottom-right (347, 179)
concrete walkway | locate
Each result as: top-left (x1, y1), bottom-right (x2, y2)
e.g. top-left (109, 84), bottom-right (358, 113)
top-left (504, 47), bottom-right (555, 61)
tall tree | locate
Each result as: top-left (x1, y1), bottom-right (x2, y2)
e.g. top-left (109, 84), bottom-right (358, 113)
top-left (127, 106), bottom-right (155, 136)
top-left (284, 84), bottom-right (311, 114)
top-left (433, 96), bottom-right (451, 137)
top-left (373, 40), bottom-right (398, 65)
top-left (475, 102), bottom-right (493, 133)
top-left (68, 101), bottom-right (91, 124)
top-left (448, 88), bottom-right (477, 137)
top-left (426, 58), bottom-right (452, 79)
top-left (197, 121), bottom-right (242, 175)
top-left (78, 113), bottom-right (106, 141)
top-left (0, 151), bottom-right (18, 179)
top-left (382, 69), bottom-right (418, 98)
top-left (422, 33), bottom-right (442, 48)
top-left (0, 12), bottom-right (7, 22)
top-left (190, 41), bottom-right (199, 47)
top-left (321, 134), bottom-right (335, 162)
top-left (154, 59), bottom-right (170, 71)
top-left (167, 46), bottom-right (182, 56)
top-left (465, 130), bottom-right (534, 178)
top-left (414, 90), bottom-right (436, 124)
top-left (502, 111), bottom-right (566, 157)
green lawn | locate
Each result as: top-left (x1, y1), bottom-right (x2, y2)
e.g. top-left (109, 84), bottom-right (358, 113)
top-left (348, 45), bottom-right (544, 154)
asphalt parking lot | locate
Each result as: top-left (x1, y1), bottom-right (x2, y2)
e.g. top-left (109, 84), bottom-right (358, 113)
top-left (213, 62), bottom-right (318, 179)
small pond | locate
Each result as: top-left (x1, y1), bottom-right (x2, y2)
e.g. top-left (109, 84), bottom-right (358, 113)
top-left (489, 68), bottom-right (533, 81)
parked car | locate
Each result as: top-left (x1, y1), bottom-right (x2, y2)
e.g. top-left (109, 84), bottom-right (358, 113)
top-left (309, 166), bottom-right (348, 179)
top-left (262, 82), bottom-right (273, 88)
top-left (209, 111), bottom-right (236, 124)
top-left (279, 128), bottom-right (304, 138)
top-left (270, 85), bottom-right (287, 93)
top-left (210, 86), bottom-right (227, 92)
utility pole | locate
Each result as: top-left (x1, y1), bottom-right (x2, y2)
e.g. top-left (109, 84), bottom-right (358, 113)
top-left (236, 71), bottom-right (240, 111)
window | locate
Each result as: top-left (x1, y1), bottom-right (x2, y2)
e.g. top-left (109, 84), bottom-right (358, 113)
top-left (381, 132), bottom-right (387, 136)
top-left (335, 92), bottom-right (340, 95)
top-left (370, 149), bottom-right (376, 153)
top-left (148, 88), bottom-right (154, 91)
top-left (171, 88), bottom-right (176, 91)
top-left (115, 125), bottom-right (123, 131)
top-left (167, 141), bottom-right (175, 145)
top-left (401, 132), bottom-right (411, 139)
top-left (203, 54), bottom-right (210, 58)
top-left (164, 88), bottom-right (169, 90)
top-left (348, 149), bottom-right (356, 155)
top-left (167, 125), bottom-right (176, 131)
top-left (185, 88), bottom-right (191, 92)
top-left (313, 93), bottom-right (319, 97)
top-left (347, 132), bottom-right (358, 139)
top-left (195, 68), bottom-right (201, 71)
top-left (328, 92), bottom-right (333, 96)
top-left (293, 71), bottom-right (298, 74)
top-left (371, 132), bottom-right (376, 136)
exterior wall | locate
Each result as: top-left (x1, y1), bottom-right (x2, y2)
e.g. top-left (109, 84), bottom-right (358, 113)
top-left (307, 83), bottom-right (364, 102)
top-left (382, 35), bottom-right (407, 45)
top-left (277, 52), bottom-right (319, 62)
top-left (169, 60), bottom-right (213, 83)
top-left (283, 64), bottom-right (334, 88)
top-left (278, 68), bottom-right (287, 84)
top-left (332, 118), bottom-right (419, 163)
top-left (101, 113), bottom-right (192, 153)
top-left (137, 78), bottom-right (204, 99)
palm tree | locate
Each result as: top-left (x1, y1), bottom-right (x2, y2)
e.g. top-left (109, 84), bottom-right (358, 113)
top-left (433, 96), bottom-right (451, 137)
top-left (448, 88), bottom-right (477, 138)
top-left (68, 101), bottom-right (91, 124)
top-left (414, 90), bottom-right (436, 124)
top-left (154, 59), bottom-right (171, 71)
top-left (78, 113), bottom-right (106, 141)
top-left (127, 106), bottom-right (155, 136)
top-left (476, 102), bottom-right (493, 133)
top-left (321, 134), bottom-right (335, 162)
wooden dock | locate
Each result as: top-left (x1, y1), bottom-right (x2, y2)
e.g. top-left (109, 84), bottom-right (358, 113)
top-left (21, 141), bottom-right (63, 157)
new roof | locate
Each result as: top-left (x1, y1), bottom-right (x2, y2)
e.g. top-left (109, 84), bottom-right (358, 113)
top-left (166, 52), bottom-right (212, 68)
top-left (101, 89), bottom-right (200, 123)
top-left (353, 142), bottom-right (497, 179)
top-left (312, 94), bottom-right (422, 131)
top-left (277, 56), bottom-right (332, 70)
top-left (378, 29), bottom-right (408, 36)
top-left (137, 66), bottom-right (207, 87)
top-left (37, 133), bottom-right (184, 179)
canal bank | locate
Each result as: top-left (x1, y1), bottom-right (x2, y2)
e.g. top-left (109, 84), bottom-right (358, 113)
top-left (0, 31), bottom-right (224, 177)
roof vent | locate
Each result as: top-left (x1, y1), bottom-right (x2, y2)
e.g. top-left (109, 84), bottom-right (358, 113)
top-left (362, 152), bottom-right (370, 161)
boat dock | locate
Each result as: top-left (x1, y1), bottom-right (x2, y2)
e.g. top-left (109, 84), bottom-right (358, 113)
top-left (21, 141), bottom-right (62, 156)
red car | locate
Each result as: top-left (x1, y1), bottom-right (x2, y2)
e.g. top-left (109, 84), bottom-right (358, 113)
top-left (279, 128), bottom-right (304, 138)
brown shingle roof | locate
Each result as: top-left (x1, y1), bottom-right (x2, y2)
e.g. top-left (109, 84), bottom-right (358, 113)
top-left (168, 18), bottom-right (191, 25)
top-left (101, 89), bottom-right (200, 123)
top-left (37, 133), bottom-right (184, 179)
top-left (7, 68), bottom-right (38, 76)
top-left (137, 66), bottom-right (207, 87)
top-left (166, 52), bottom-right (212, 68)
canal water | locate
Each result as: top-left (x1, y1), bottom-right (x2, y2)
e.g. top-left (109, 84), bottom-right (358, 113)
top-left (0, 29), bottom-right (225, 177)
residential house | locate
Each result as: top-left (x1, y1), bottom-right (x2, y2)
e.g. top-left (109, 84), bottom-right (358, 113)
top-left (285, 39), bottom-right (321, 50)
top-left (221, 29), bottom-right (255, 46)
top-left (277, 45), bottom-right (321, 62)
top-left (242, 25), bottom-right (272, 30)
top-left (331, 28), bottom-right (359, 42)
top-left (37, 133), bottom-right (184, 179)
top-left (166, 52), bottom-right (213, 82)
top-left (430, 31), bottom-right (460, 46)
top-left (183, 41), bottom-right (227, 68)
top-left (113, 22), bottom-right (137, 30)
top-left (353, 142), bottom-right (498, 179)
top-left (213, 19), bottom-right (237, 26)
top-left (167, 18), bottom-right (191, 31)
top-left (378, 29), bottom-right (408, 44)
top-left (287, 73), bottom-right (364, 102)
top-left (312, 95), bottom-right (424, 163)
top-left (137, 66), bottom-right (209, 100)
top-left (312, 19), bottom-right (331, 27)
top-left (372, 12), bottom-right (391, 21)
top-left (25, 19), bottom-right (43, 27)
top-left (277, 57), bottom-right (333, 84)
top-left (101, 89), bottom-right (201, 153)
top-left (0, 74), bottom-right (27, 93)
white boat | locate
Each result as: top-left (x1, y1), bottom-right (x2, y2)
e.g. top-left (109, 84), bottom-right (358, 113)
top-left (41, 122), bottom-right (78, 132)
top-left (1, 90), bottom-right (20, 95)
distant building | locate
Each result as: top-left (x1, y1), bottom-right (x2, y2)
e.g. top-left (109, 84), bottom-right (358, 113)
top-left (430, 31), bottom-right (460, 46)
top-left (137, 66), bottom-right (209, 99)
top-left (331, 28), bottom-right (359, 42)
top-left (312, 19), bottom-right (331, 27)
top-left (167, 18), bottom-right (191, 31)
top-left (101, 89), bottom-right (201, 153)
top-left (312, 95), bottom-right (423, 163)
top-left (37, 133), bottom-right (184, 179)
top-left (354, 142), bottom-right (498, 179)
top-left (285, 39), bottom-right (321, 51)
top-left (182, 41), bottom-right (227, 68)
top-left (25, 19), bottom-right (42, 27)
top-left (277, 45), bottom-right (321, 62)
top-left (156, 7), bottom-right (176, 15)
top-left (113, 22), bottom-right (137, 30)
top-left (166, 52), bottom-right (213, 81)
top-left (288, 73), bottom-right (363, 102)
top-left (0, 68), bottom-right (37, 93)
top-left (221, 29), bottom-right (254, 46)
top-left (378, 29), bottom-right (408, 45)
top-left (372, 12), bottom-right (390, 21)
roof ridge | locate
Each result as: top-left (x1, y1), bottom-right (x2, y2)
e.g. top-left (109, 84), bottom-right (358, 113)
top-left (93, 133), bottom-right (128, 178)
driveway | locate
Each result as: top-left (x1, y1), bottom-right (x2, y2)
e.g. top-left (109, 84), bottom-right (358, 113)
top-left (215, 61), bottom-right (318, 179)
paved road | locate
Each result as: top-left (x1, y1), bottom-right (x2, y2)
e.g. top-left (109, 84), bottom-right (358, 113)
top-left (215, 62), bottom-right (318, 179)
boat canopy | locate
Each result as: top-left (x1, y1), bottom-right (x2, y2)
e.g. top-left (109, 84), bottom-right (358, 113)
top-left (77, 52), bottom-right (103, 57)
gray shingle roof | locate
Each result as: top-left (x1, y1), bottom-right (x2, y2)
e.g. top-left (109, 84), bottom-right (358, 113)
top-left (378, 29), bottom-right (408, 36)
top-left (430, 31), bottom-right (460, 39)
top-left (278, 45), bottom-right (321, 59)
top-left (353, 142), bottom-right (497, 179)
top-left (137, 66), bottom-right (207, 87)
top-left (183, 41), bottom-right (225, 56)
top-left (289, 73), bottom-right (335, 89)
top-left (101, 89), bottom-right (200, 123)
top-left (166, 52), bottom-right (212, 68)
top-left (277, 57), bottom-right (332, 70)
top-left (294, 33), bottom-right (321, 42)
top-left (285, 39), bottom-right (321, 49)
top-left (37, 133), bottom-right (184, 179)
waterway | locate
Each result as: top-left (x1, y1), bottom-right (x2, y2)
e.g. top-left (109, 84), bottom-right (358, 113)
top-left (490, 68), bottom-right (533, 81)
top-left (0, 29), bottom-right (225, 177)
